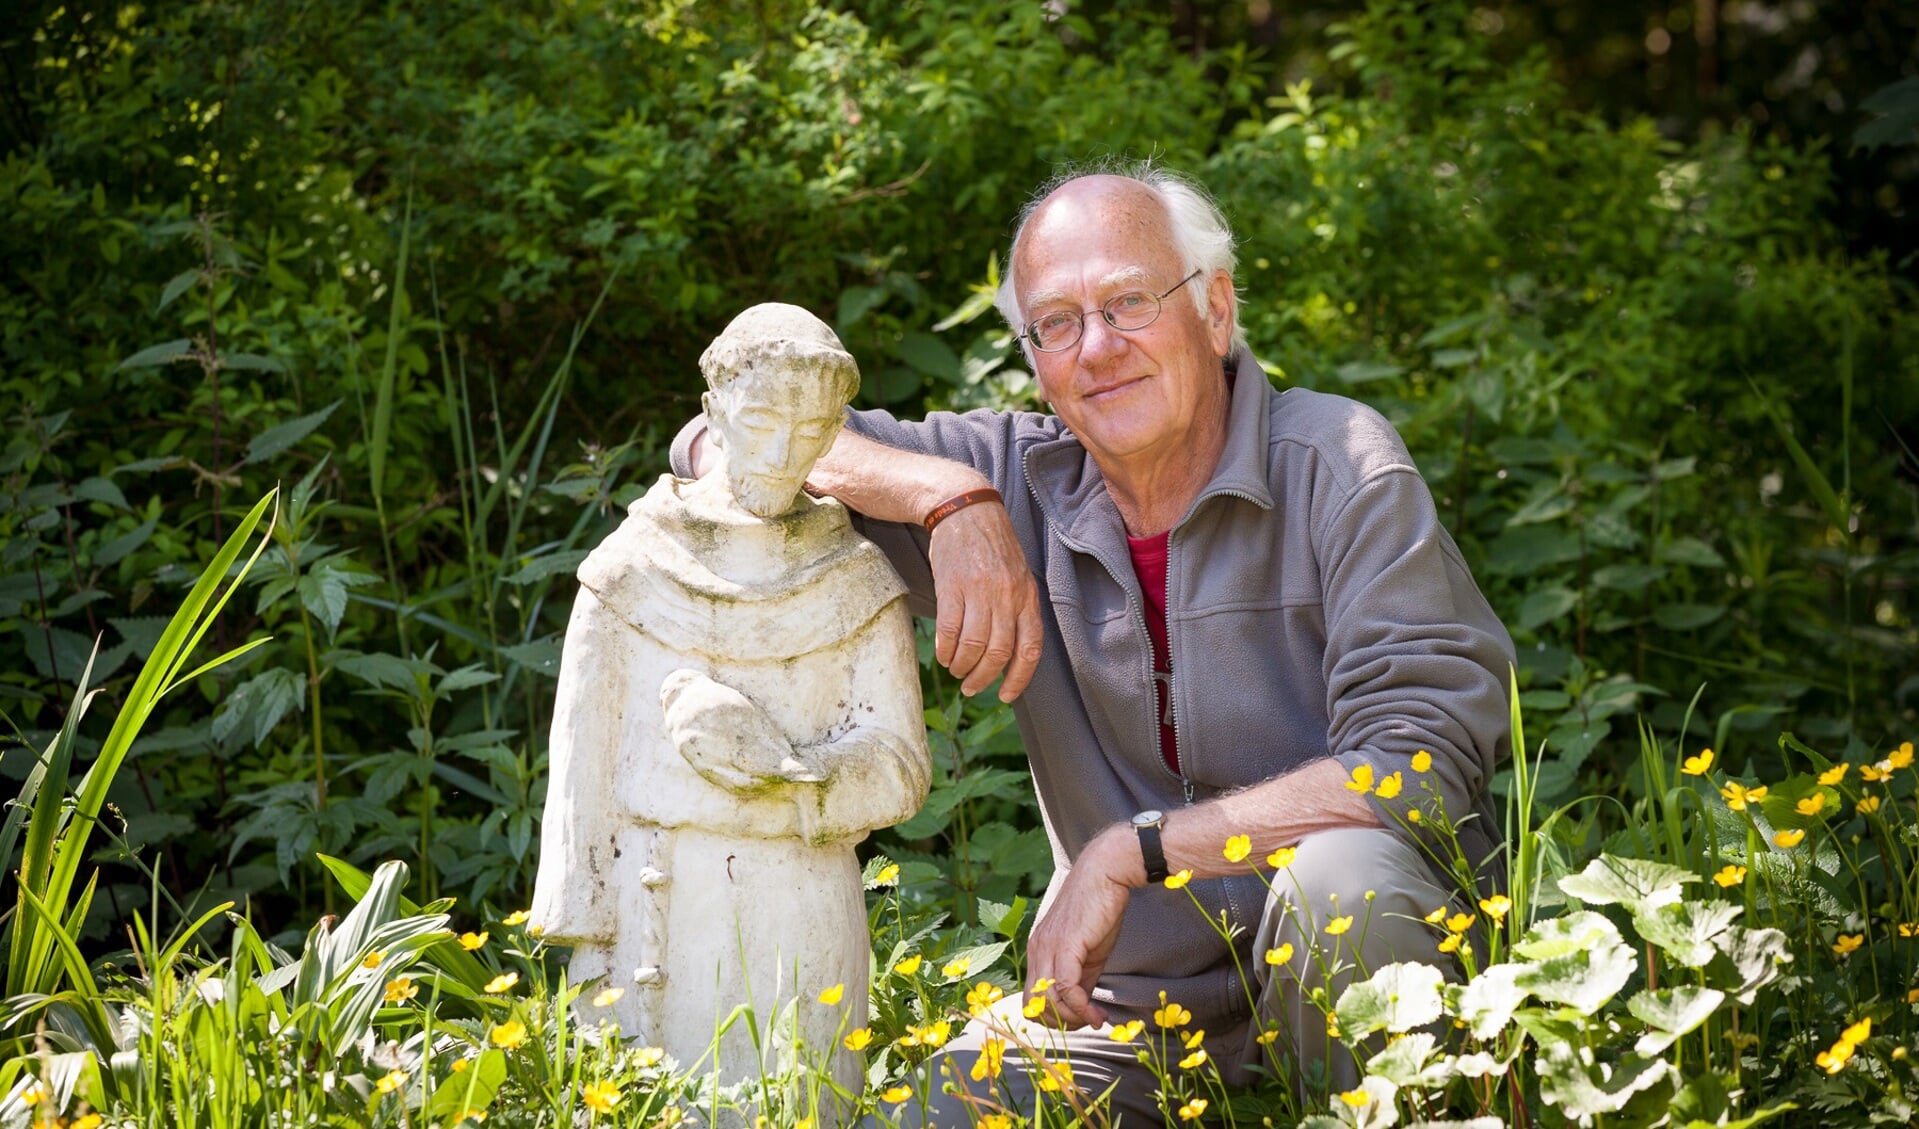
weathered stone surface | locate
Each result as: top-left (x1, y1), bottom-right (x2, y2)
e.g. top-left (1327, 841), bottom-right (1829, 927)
top-left (529, 305), bottom-right (930, 1110)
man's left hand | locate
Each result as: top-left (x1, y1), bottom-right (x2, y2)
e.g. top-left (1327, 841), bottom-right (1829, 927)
top-left (1022, 826), bottom-right (1141, 1029)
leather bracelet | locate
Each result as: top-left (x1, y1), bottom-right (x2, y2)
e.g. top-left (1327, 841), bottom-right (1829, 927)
top-left (923, 487), bottom-right (1002, 533)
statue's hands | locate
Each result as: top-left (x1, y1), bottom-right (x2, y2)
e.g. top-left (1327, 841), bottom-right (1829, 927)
top-left (659, 669), bottom-right (794, 791)
top-left (929, 501), bottom-right (1044, 702)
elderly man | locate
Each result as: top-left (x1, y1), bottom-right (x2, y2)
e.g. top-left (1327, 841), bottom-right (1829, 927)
top-left (673, 166), bottom-right (1513, 1122)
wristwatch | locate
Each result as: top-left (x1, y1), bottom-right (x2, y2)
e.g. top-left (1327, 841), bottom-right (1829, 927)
top-left (1132, 810), bottom-right (1168, 884)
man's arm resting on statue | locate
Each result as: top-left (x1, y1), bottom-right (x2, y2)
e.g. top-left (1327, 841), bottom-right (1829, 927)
top-left (682, 420), bottom-right (1044, 702)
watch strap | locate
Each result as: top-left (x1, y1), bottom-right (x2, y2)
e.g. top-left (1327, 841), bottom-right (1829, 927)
top-left (1135, 819), bottom-right (1168, 884)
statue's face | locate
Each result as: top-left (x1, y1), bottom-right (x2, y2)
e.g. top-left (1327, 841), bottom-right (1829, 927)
top-left (706, 376), bottom-right (844, 518)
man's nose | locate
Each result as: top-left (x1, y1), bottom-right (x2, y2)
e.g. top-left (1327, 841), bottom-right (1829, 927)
top-left (768, 432), bottom-right (792, 467)
top-left (1076, 312), bottom-right (1128, 365)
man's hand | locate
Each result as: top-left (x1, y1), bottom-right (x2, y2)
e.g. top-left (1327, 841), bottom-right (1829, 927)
top-left (929, 501), bottom-right (1044, 702)
top-left (1022, 825), bottom-right (1142, 1029)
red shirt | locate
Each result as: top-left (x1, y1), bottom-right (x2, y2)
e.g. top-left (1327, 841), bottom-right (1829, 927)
top-left (1126, 530), bottom-right (1178, 773)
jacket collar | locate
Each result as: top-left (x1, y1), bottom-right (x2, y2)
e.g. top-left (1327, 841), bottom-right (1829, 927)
top-left (1024, 345), bottom-right (1275, 552)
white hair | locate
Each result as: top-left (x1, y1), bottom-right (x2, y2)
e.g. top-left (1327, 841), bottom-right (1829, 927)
top-left (993, 160), bottom-right (1245, 358)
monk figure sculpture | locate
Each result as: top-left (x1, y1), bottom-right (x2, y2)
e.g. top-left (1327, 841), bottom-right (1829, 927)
top-left (529, 304), bottom-right (931, 1102)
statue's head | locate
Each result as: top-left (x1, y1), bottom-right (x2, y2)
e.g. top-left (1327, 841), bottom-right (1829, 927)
top-left (699, 304), bottom-right (861, 518)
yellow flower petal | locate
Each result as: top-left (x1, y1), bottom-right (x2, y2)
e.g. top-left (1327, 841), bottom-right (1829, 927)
top-left (1832, 934), bottom-right (1863, 956)
top-left (1681, 749), bottom-right (1714, 776)
top-left (502, 910), bottom-right (530, 927)
top-left (880, 1085), bottom-right (912, 1103)
top-left (817, 983), bottom-right (845, 1006)
top-left (581, 1080), bottom-right (623, 1113)
top-left (1263, 943), bottom-right (1294, 966)
top-left (459, 931), bottom-right (488, 951)
top-left (485, 971), bottom-right (519, 993)
top-left (1178, 1048), bottom-right (1209, 1070)
top-left (1222, 834), bottom-right (1251, 863)
top-left (1178, 1098), bottom-right (1209, 1121)
top-left (1163, 869), bottom-right (1192, 890)
top-left (1110, 1019), bottom-right (1145, 1043)
top-left (384, 977), bottom-right (419, 1003)
top-left (1375, 771), bottom-right (1403, 800)
top-left (1796, 793), bottom-right (1828, 817)
top-left (1857, 795), bottom-right (1881, 814)
top-left (362, 950), bottom-right (386, 969)
top-left (1324, 915), bottom-right (1354, 936)
top-left (1817, 764), bottom-right (1848, 786)
top-left (1266, 847), bottom-right (1297, 869)
top-left (940, 958), bottom-right (970, 979)
top-left (634, 1046), bottom-right (664, 1069)
top-left (1345, 763), bottom-right (1376, 793)
top-left (1773, 828), bottom-right (1806, 848)
top-left (1478, 895), bottom-right (1511, 922)
top-left (1712, 865), bottom-right (1746, 887)
top-left (1339, 1089), bottom-right (1371, 1107)
top-left (1411, 750), bottom-right (1433, 773)
top-left (874, 864), bottom-right (900, 886)
top-left (844, 1028), bottom-right (874, 1051)
top-left (893, 954), bottom-right (923, 976)
top-left (594, 987), bottom-right (625, 1007)
top-left (489, 1020), bottom-right (527, 1049)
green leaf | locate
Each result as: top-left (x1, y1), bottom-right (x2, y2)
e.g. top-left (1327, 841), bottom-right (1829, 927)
top-left (156, 268), bottom-right (201, 313)
top-left (837, 285), bottom-right (887, 329)
top-left (1705, 925), bottom-right (1791, 1004)
top-left (1455, 962), bottom-right (1530, 1040)
top-left (1364, 1032), bottom-right (1454, 1089)
top-left (223, 352), bottom-right (286, 373)
top-left (1335, 961), bottom-right (1446, 1037)
top-left (1631, 900), bottom-right (1740, 968)
top-left (1535, 1041), bottom-right (1676, 1122)
top-left (897, 332), bottom-right (962, 383)
top-left (1514, 586), bottom-right (1578, 632)
top-left (934, 939), bottom-right (1009, 981)
top-left (1513, 911), bottom-right (1636, 1013)
top-left (370, 189), bottom-right (413, 512)
top-left (500, 638), bottom-right (562, 678)
top-left (94, 517), bottom-right (157, 567)
top-left (244, 400), bottom-right (340, 465)
top-left (1854, 76), bottom-right (1919, 151)
top-left (437, 665), bottom-right (501, 695)
top-left (1652, 603), bottom-right (1723, 630)
top-left (501, 549), bottom-right (589, 585)
top-left (1656, 536), bottom-right (1725, 568)
top-left (117, 338), bottom-right (194, 369)
top-left (1591, 564), bottom-right (1666, 591)
top-left (1334, 360), bottom-right (1404, 385)
top-left (1483, 525), bottom-right (1581, 576)
top-left (211, 667), bottom-right (304, 748)
top-left (1556, 855), bottom-right (1695, 912)
top-left (72, 476), bottom-right (129, 510)
top-left (427, 1048), bottom-right (507, 1121)
top-left (1628, 986), bottom-right (1724, 1054)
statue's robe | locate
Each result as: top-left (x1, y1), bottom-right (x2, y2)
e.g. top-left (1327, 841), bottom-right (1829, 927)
top-left (529, 475), bottom-right (928, 1095)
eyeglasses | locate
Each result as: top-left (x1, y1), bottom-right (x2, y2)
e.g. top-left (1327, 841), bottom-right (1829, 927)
top-left (1020, 269), bottom-right (1203, 354)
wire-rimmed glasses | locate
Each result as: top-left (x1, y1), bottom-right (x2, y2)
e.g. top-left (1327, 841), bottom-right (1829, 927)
top-left (1020, 269), bottom-right (1203, 354)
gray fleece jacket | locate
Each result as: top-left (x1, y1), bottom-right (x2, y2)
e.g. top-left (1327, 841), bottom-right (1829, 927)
top-left (671, 347), bottom-right (1514, 1028)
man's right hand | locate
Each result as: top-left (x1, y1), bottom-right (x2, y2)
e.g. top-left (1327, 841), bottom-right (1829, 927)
top-left (928, 501), bottom-right (1044, 702)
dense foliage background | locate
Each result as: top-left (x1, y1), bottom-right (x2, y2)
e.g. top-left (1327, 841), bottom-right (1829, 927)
top-left (2, 0), bottom-right (1914, 958)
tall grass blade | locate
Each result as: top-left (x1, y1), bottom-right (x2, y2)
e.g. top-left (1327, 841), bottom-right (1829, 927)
top-left (369, 188), bottom-right (412, 514)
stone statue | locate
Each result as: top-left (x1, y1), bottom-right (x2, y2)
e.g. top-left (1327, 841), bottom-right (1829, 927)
top-left (529, 304), bottom-right (931, 1103)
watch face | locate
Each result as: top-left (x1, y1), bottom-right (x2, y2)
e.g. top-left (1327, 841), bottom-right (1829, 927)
top-left (1133, 810), bottom-right (1163, 828)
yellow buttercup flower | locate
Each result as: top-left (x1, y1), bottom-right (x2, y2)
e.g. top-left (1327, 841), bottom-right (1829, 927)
top-left (1681, 748), bottom-right (1714, 776)
top-left (1375, 771), bottom-right (1404, 800)
top-left (1773, 828), bottom-right (1806, 848)
top-left (1795, 793), bottom-right (1827, 817)
top-left (1712, 865), bottom-right (1747, 887)
top-left (1406, 808), bottom-right (1422, 824)
top-left (634, 1046), bottom-right (664, 1069)
top-left (1861, 763), bottom-right (1892, 783)
top-left (1178, 1048), bottom-right (1209, 1070)
top-left (1346, 764), bottom-right (1376, 794)
top-left (1255, 1027), bottom-right (1280, 1046)
top-left (1817, 1039), bottom-right (1856, 1073)
top-left (844, 1028), bottom-right (874, 1051)
top-left (1720, 782), bottom-right (1767, 811)
top-left (874, 864), bottom-right (900, 886)
top-left (1888, 742), bottom-right (1914, 769)
top-left (1817, 764), bottom-right (1848, 786)
top-left (362, 950), bottom-right (386, 969)
top-left (459, 931), bottom-right (488, 951)
top-left (1223, 835), bottom-right (1251, 863)
top-left (1110, 1019), bottom-right (1145, 1043)
top-left (73, 1117), bottom-right (104, 1129)
top-left (1424, 906), bottom-right (1449, 924)
top-left (19, 1083), bottom-right (49, 1107)
top-left (1267, 847), bottom-right (1297, 869)
top-left (503, 909), bottom-right (530, 926)
top-left (1325, 1014), bottom-right (1342, 1038)
top-left (1154, 992), bottom-right (1193, 1028)
top-left (1324, 915), bottom-right (1354, 936)
top-left (1178, 1098), bottom-right (1209, 1121)
top-left (384, 977), bottom-right (419, 1003)
top-left (485, 971), bottom-right (519, 993)
top-left (1438, 934), bottom-right (1464, 954)
top-left (1908, 988), bottom-right (1919, 1005)
top-left (594, 987), bottom-right (624, 1007)
top-left (1264, 943), bottom-right (1294, 966)
top-left (1023, 995), bottom-right (1049, 1019)
top-left (1832, 934), bottom-right (1864, 956)
top-left (581, 1080), bottom-right (622, 1113)
top-left (921, 1020), bottom-right (951, 1047)
top-left (1339, 1089), bottom-right (1371, 1108)
top-left (1411, 750), bottom-right (1433, 773)
top-left (817, 983), bottom-right (845, 1006)
top-left (1842, 1017), bottom-right (1871, 1045)
top-left (375, 1069), bottom-right (408, 1095)
top-left (1478, 895), bottom-right (1511, 923)
top-left (489, 1020), bottom-right (528, 1049)
top-left (1036, 1061), bottom-right (1075, 1093)
top-left (880, 1085), bottom-right (911, 1103)
top-left (451, 1059), bottom-right (470, 1073)
top-left (979, 1116), bottom-right (1012, 1129)
top-left (1898, 923), bottom-right (1918, 938)
top-left (941, 957), bottom-right (970, 979)
top-left (970, 1037), bottom-right (1005, 1082)
top-left (893, 954), bottom-right (923, 976)
top-left (1183, 1028), bottom-right (1206, 1049)
top-left (1446, 912), bottom-right (1477, 934)
top-left (1164, 870), bottom-right (1193, 890)
top-left (965, 981), bottom-right (1004, 1016)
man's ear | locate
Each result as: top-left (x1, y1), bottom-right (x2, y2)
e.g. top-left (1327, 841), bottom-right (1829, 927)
top-left (1205, 270), bottom-right (1237, 356)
